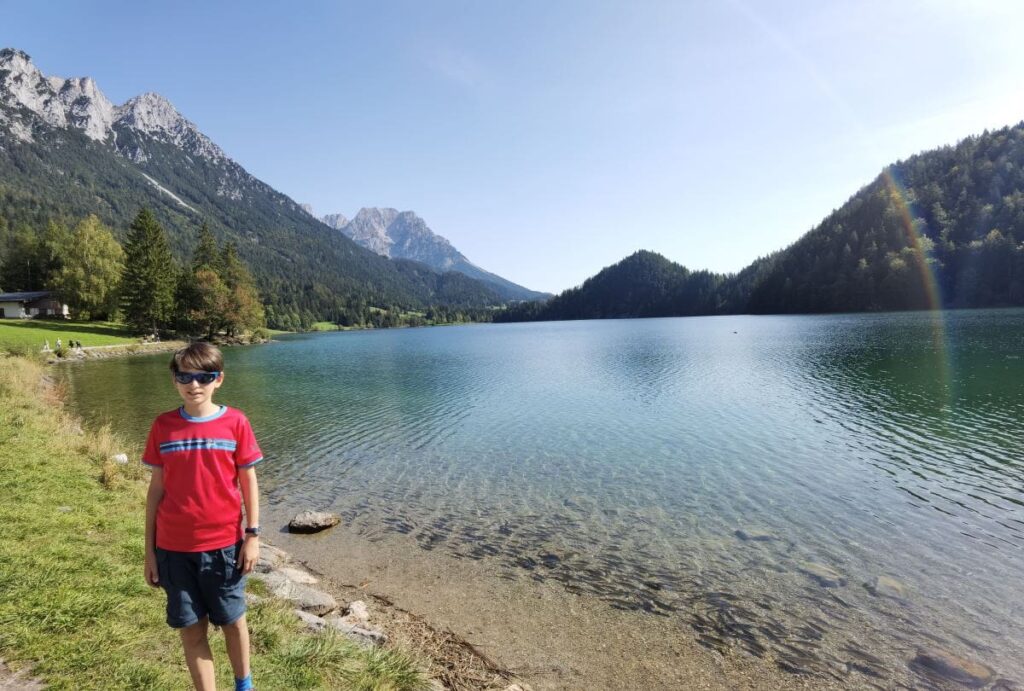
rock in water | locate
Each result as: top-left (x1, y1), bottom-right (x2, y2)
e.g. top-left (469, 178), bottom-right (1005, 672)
top-left (911, 647), bottom-right (994, 687)
top-left (799, 562), bottom-right (846, 587)
top-left (288, 510), bottom-right (341, 534)
top-left (734, 528), bottom-right (777, 542)
top-left (867, 575), bottom-right (906, 599)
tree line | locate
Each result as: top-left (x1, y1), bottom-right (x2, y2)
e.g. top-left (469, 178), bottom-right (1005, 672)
top-left (0, 208), bottom-right (266, 339)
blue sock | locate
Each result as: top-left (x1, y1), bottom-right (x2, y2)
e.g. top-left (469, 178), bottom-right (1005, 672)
top-left (235, 674), bottom-right (253, 691)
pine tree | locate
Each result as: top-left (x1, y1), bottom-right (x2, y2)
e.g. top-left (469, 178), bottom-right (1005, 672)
top-left (121, 208), bottom-right (177, 335)
top-left (192, 222), bottom-right (221, 273)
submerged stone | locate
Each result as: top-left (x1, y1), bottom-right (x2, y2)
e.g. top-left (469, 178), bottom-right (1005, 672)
top-left (799, 562), bottom-right (846, 587)
top-left (734, 528), bottom-right (777, 542)
top-left (911, 647), bottom-right (994, 687)
top-left (992, 679), bottom-right (1022, 691)
top-left (867, 575), bottom-right (906, 600)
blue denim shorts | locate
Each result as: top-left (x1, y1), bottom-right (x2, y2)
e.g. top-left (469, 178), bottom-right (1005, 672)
top-left (155, 541), bottom-right (247, 628)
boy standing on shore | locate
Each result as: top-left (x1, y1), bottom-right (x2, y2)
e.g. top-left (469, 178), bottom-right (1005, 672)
top-left (143, 342), bottom-right (264, 691)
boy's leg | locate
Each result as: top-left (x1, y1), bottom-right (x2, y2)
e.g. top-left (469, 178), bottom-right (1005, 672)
top-left (179, 617), bottom-right (216, 691)
top-left (221, 614), bottom-right (251, 682)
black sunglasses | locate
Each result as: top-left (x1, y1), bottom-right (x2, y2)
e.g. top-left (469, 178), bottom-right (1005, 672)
top-left (173, 371), bottom-right (221, 385)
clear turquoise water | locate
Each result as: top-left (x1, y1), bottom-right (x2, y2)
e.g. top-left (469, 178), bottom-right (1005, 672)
top-left (62, 311), bottom-right (1024, 684)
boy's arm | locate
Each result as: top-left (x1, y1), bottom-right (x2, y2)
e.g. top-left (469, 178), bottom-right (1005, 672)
top-left (237, 467), bottom-right (260, 574)
top-left (144, 467), bottom-right (164, 587)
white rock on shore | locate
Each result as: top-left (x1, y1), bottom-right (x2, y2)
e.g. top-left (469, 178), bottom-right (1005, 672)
top-left (251, 570), bottom-right (337, 615)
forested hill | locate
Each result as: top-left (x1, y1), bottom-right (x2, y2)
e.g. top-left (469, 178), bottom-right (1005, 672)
top-left (494, 251), bottom-right (729, 321)
top-left (499, 122), bottom-right (1024, 322)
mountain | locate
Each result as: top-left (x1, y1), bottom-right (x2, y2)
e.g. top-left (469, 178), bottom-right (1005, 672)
top-left (0, 48), bottom-right (506, 326)
top-left (323, 207), bottom-right (548, 301)
top-left (500, 123), bottom-right (1024, 321)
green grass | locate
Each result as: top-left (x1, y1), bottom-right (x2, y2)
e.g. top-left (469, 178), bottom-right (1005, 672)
top-left (310, 321), bottom-right (342, 331)
top-left (0, 356), bottom-right (429, 690)
top-left (0, 320), bottom-right (139, 353)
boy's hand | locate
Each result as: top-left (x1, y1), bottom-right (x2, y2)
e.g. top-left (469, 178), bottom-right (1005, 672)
top-left (238, 537), bottom-right (260, 575)
top-left (145, 552), bottom-right (160, 587)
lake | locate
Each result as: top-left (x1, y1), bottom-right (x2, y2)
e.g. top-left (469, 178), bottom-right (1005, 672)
top-left (60, 310), bottom-right (1024, 688)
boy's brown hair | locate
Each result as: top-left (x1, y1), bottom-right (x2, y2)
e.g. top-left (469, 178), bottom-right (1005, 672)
top-left (169, 342), bottom-right (224, 373)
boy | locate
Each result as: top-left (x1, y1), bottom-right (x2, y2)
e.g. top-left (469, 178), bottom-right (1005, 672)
top-left (143, 342), bottom-right (263, 691)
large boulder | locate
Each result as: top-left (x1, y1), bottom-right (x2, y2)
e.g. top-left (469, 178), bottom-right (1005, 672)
top-left (288, 510), bottom-right (341, 534)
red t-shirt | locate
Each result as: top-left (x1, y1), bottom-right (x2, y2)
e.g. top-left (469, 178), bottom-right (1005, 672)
top-left (142, 405), bottom-right (263, 552)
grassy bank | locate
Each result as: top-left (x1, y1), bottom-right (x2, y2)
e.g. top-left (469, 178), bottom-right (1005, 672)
top-left (0, 320), bottom-right (139, 352)
top-left (0, 354), bottom-right (429, 690)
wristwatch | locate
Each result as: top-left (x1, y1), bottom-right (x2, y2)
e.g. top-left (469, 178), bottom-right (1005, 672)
top-left (244, 526), bottom-right (262, 537)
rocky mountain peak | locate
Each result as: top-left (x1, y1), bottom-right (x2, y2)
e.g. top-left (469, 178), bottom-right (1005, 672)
top-left (320, 206), bottom-right (544, 300)
top-left (0, 47), bottom-right (227, 161)
top-left (351, 207), bottom-right (400, 227)
top-left (116, 92), bottom-right (182, 132)
top-left (0, 48), bottom-right (34, 73)
top-left (339, 207), bottom-right (400, 255)
top-left (321, 212), bottom-right (348, 229)
top-left (57, 76), bottom-right (115, 140)
top-left (0, 48), bottom-right (68, 136)
top-left (112, 91), bottom-right (226, 163)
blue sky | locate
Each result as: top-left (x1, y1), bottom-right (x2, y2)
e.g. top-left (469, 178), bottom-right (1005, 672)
top-left (4, 1), bottom-right (1024, 293)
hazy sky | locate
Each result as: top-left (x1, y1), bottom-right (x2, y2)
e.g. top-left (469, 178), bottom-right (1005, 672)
top-left (5, 1), bottom-right (1024, 293)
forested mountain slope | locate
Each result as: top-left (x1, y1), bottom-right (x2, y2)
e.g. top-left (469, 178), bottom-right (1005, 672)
top-left (500, 122), bottom-right (1024, 322)
top-left (0, 49), bottom-right (504, 326)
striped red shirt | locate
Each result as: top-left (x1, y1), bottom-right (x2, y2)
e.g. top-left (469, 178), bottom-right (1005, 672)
top-left (143, 405), bottom-right (263, 552)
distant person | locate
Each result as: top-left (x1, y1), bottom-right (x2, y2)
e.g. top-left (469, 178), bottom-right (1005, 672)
top-left (142, 342), bottom-right (264, 691)
top-left (55, 338), bottom-right (62, 351)
top-left (43, 339), bottom-right (50, 352)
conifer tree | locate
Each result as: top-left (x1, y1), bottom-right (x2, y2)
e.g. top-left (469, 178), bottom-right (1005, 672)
top-left (121, 208), bottom-right (177, 335)
top-left (192, 222), bottom-right (221, 273)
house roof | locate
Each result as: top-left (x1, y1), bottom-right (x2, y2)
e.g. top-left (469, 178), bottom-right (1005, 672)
top-left (0, 291), bottom-right (55, 302)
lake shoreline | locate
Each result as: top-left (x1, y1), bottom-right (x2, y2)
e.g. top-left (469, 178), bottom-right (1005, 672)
top-left (267, 508), bottom-right (845, 691)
